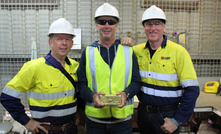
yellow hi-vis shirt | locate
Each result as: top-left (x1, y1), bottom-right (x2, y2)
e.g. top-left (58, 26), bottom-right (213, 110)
top-left (133, 40), bottom-right (198, 106)
top-left (85, 44), bottom-right (134, 119)
top-left (2, 57), bottom-right (79, 120)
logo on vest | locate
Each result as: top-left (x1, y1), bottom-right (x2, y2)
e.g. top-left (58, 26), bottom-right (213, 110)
top-left (161, 56), bottom-right (170, 60)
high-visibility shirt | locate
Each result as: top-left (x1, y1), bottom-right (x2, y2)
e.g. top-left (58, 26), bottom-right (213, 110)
top-left (0, 55), bottom-right (78, 125)
top-left (133, 38), bottom-right (199, 123)
top-left (85, 44), bottom-right (134, 119)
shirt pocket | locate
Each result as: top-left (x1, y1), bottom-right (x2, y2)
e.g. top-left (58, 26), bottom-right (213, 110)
top-left (156, 61), bottom-right (175, 74)
top-left (137, 56), bottom-right (148, 70)
top-left (41, 80), bottom-right (61, 93)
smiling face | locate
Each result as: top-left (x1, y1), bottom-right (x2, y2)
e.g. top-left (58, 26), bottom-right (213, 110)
top-left (143, 19), bottom-right (166, 45)
top-left (49, 34), bottom-right (73, 60)
top-left (95, 16), bottom-right (119, 42)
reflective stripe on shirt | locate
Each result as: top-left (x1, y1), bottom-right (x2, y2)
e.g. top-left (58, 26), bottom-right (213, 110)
top-left (139, 70), bottom-right (178, 81)
top-left (26, 89), bottom-right (75, 100)
top-left (30, 106), bottom-right (76, 119)
top-left (141, 86), bottom-right (182, 97)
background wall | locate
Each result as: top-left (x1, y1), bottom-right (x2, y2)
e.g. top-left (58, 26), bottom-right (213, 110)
top-left (0, 0), bottom-right (221, 121)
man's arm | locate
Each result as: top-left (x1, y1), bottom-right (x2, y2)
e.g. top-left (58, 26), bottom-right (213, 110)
top-left (174, 86), bottom-right (200, 123)
top-left (1, 93), bottom-right (49, 134)
top-left (77, 49), bottom-right (95, 103)
top-left (161, 86), bottom-right (199, 133)
top-left (173, 47), bottom-right (200, 123)
top-left (161, 46), bottom-right (200, 133)
top-left (0, 62), bottom-right (35, 125)
top-left (0, 92), bottom-right (30, 125)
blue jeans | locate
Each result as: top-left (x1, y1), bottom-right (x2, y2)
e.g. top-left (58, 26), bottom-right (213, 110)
top-left (86, 118), bottom-right (132, 134)
top-left (137, 104), bottom-right (179, 134)
top-left (37, 124), bottom-right (77, 134)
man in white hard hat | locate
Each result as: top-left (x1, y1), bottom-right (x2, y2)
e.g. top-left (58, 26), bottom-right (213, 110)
top-left (0, 18), bottom-right (80, 134)
top-left (77, 3), bottom-right (141, 134)
top-left (133, 5), bottom-right (200, 134)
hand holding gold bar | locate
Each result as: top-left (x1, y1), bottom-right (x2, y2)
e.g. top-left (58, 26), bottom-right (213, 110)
top-left (99, 95), bottom-right (122, 106)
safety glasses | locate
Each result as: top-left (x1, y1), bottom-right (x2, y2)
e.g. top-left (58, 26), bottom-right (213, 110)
top-left (144, 21), bottom-right (164, 27)
top-left (96, 20), bottom-right (117, 25)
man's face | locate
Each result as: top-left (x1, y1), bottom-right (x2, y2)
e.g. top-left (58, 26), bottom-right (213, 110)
top-left (49, 34), bottom-right (73, 59)
top-left (143, 19), bottom-right (166, 43)
top-left (95, 16), bottom-right (118, 41)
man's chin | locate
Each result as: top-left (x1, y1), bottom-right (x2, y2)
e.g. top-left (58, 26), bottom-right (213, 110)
top-left (103, 36), bottom-right (111, 40)
top-left (59, 52), bottom-right (68, 56)
top-left (148, 36), bottom-right (158, 42)
top-left (102, 33), bottom-right (111, 38)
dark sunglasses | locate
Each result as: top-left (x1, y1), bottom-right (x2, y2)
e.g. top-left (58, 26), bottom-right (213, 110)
top-left (96, 20), bottom-right (117, 25)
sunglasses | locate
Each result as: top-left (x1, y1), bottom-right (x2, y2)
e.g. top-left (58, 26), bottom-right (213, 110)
top-left (96, 20), bottom-right (117, 25)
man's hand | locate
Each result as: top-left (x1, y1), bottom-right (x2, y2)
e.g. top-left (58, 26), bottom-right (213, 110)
top-left (120, 37), bottom-right (133, 47)
top-left (25, 119), bottom-right (50, 134)
top-left (116, 91), bottom-right (127, 108)
top-left (93, 92), bottom-right (106, 108)
top-left (160, 117), bottom-right (178, 134)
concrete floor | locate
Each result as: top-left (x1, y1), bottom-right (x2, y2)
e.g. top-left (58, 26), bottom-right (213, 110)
top-left (196, 90), bottom-right (221, 111)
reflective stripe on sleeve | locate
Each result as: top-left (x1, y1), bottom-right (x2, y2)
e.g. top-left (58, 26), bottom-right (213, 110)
top-left (141, 86), bottom-right (182, 97)
top-left (2, 86), bottom-right (24, 99)
top-left (181, 79), bottom-right (199, 88)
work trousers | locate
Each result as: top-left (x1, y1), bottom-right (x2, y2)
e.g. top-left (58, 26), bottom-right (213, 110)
top-left (86, 118), bottom-right (132, 134)
top-left (37, 124), bottom-right (77, 134)
top-left (137, 103), bottom-right (179, 134)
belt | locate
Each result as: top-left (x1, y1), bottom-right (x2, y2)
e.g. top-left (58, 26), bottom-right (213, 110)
top-left (145, 104), bottom-right (178, 113)
top-left (41, 121), bottom-right (74, 131)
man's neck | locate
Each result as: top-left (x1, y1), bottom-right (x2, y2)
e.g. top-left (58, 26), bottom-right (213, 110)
top-left (149, 42), bottom-right (161, 50)
top-left (149, 37), bottom-right (164, 50)
top-left (98, 38), bottom-right (115, 48)
top-left (51, 53), bottom-right (66, 68)
top-left (57, 58), bottom-right (65, 68)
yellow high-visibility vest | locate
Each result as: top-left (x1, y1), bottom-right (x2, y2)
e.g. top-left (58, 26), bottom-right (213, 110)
top-left (85, 44), bottom-right (134, 119)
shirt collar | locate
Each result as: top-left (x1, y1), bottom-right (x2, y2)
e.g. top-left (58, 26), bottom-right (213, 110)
top-left (145, 35), bottom-right (167, 49)
top-left (45, 50), bottom-right (71, 65)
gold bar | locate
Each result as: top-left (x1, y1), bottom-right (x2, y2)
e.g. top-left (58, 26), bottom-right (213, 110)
top-left (100, 95), bottom-right (121, 106)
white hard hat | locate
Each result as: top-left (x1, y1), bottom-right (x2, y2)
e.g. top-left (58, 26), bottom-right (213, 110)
top-left (94, 3), bottom-right (121, 21)
top-left (47, 18), bottom-right (75, 37)
top-left (141, 5), bottom-right (166, 25)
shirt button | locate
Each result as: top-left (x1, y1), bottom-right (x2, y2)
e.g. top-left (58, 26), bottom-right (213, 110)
top-left (149, 62), bottom-right (151, 64)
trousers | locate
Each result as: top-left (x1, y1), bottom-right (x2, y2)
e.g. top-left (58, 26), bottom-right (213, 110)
top-left (137, 103), bottom-right (179, 134)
